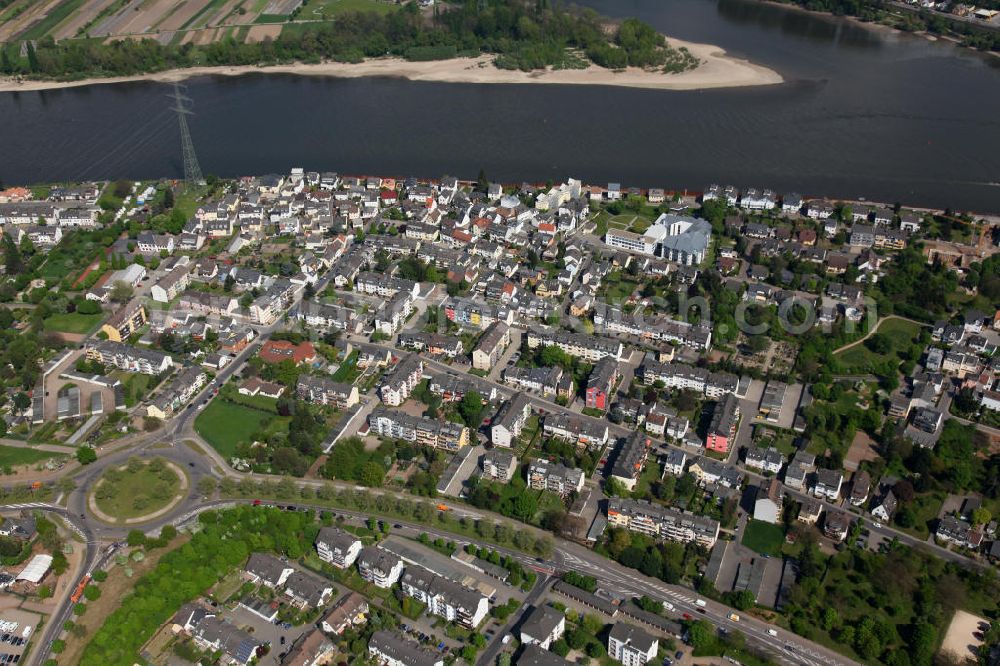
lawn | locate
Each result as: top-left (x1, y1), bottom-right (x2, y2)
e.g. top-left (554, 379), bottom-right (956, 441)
top-left (195, 399), bottom-right (287, 458)
top-left (0, 444), bottom-right (58, 468)
top-left (330, 350), bottom-right (360, 383)
top-left (43, 312), bottom-right (104, 334)
top-left (741, 519), bottom-right (786, 556)
top-left (834, 318), bottom-right (922, 373)
top-left (299, 0), bottom-right (395, 19)
top-left (93, 458), bottom-right (183, 520)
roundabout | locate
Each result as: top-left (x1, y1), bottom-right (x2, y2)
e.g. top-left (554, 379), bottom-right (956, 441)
top-left (87, 456), bottom-right (190, 525)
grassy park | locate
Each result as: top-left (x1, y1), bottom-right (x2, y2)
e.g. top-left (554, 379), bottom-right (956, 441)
top-left (43, 312), bottom-right (104, 334)
top-left (0, 444), bottom-right (59, 468)
top-left (833, 317), bottom-right (923, 373)
top-left (194, 399), bottom-right (288, 458)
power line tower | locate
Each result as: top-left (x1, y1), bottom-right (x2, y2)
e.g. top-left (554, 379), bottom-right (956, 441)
top-left (169, 83), bottom-right (204, 185)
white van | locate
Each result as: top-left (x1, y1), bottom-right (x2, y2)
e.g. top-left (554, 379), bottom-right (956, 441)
top-left (767, 629), bottom-right (778, 637)
top-left (663, 602), bottom-right (675, 612)
top-left (695, 599), bottom-right (707, 608)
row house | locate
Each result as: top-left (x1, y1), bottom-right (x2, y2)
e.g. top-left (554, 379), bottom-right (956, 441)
top-left (427, 375), bottom-right (497, 404)
top-left (368, 631), bottom-right (443, 666)
top-left (542, 413), bottom-right (609, 449)
top-left (526, 329), bottom-right (624, 362)
top-left (744, 446), bottom-right (784, 474)
top-left (368, 408), bottom-right (469, 451)
top-left (527, 459), bottom-right (585, 496)
top-left (444, 297), bottom-right (513, 330)
top-left (355, 272), bottom-right (420, 299)
top-left (638, 360), bottom-right (740, 399)
top-left (398, 331), bottom-right (463, 358)
top-left (594, 307), bottom-right (711, 351)
top-left (606, 498), bottom-right (720, 548)
top-left (146, 366), bottom-right (206, 419)
top-left (136, 232), bottom-right (175, 255)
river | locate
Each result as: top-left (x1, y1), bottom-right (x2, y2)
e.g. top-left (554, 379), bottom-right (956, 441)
top-left (1, 0), bottom-right (999, 211)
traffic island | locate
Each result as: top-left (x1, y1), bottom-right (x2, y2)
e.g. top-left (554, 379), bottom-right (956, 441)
top-left (87, 457), bottom-right (189, 525)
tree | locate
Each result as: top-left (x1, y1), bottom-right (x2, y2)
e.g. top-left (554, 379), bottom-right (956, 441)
top-left (359, 462), bottom-right (385, 487)
top-left (12, 392), bottom-right (30, 414)
top-left (224, 273), bottom-right (236, 292)
top-left (109, 280), bottom-right (133, 303)
top-left (688, 619), bottom-right (716, 651)
top-left (971, 507), bottom-right (992, 527)
top-left (76, 447), bottom-right (97, 465)
top-left (458, 391), bottom-right (485, 429)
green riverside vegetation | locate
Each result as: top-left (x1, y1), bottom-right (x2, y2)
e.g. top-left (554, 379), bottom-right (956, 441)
top-left (0, 0), bottom-right (698, 81)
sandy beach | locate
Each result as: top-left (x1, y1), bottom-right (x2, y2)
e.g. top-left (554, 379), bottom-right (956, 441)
top-left (0, 39), bottom-right (782, 93)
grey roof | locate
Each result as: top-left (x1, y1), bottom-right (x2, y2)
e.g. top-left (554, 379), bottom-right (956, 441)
top-left (315, 526), bottom-right (360, 554)
top-left (401, 566), bottom-right (485, 614)
top-left (245, 552), bottom-right (290, 585)
top-left (609, 621), bottom-right (658, 653)
top-left (517, 645), bottom-right (572, 666)
top-left (369, 631), bottom-right (442, 666)
top-left (520, 605), bottom-right (564, 641)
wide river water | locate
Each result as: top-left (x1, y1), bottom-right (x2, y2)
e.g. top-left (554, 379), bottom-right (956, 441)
top-left (2, 0), bottom-right (999, 211)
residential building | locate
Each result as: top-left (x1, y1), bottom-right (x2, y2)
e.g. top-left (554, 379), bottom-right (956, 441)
top-left (472, 321), bottom-right (511, 371)
top-left (100, 301), bottom-right (147, 342)
top-left (379, 355), bottom-right (424, 406)
top-left (662, 449), bottom-right (688, 477)
top-left (398, 331), bottom-right (463, 358)
top-left (357, 547), bottom-right (404, 588)
top-left (86, 341), bottom-right (173, 375)
top-left (542, 413), bottom-right (609, 449)
top-left (283, 570), bottom-right (334, 609)
top-left (688, 458), bottom-right (744, 489)
top-left (606, 498), bottom-right (720, 548)
top-left (368, 631), bottom-right (443, 666)
top-left (526, 329), bottom-right (623, 362)
top-left (146, 366), bottom-right (206, 418)
top-left (609, 432), bottom-right (652, 492)
top-left (400, 566), bottom-right (489, 629)
top-left (936, 515), bottom-right (980, 550)
top-left (491, 392), bottom-right (533, 448)
top-left (824, 511), bottom-right (851, 542)
top-left (519, 605), bottom-right (566, 650)
top-left (502, 365), bottom-right (564, 397)
top-left (744, 447), bottom-right (783, 474)
top-left (481, 449), bottom-right (518, 482)
top-left (812, 468), bottom-right (843, 501)
top-left (585, 357), bottom-right (620, 411)
top-left (527, 459), bottom-right (585, 496)
top-left (244, 553), bottom-right (294, 588)
top-left (705, 394), bottom-right (740, 454)
top-left (369, 408), bottom-right (469, 451)
top-left (608, 622), bottom-right (659, 666)
top-left (444, 297), bottom-right (512, 330)
top-left (315, 527), bottom-right (362, 568)
top-left (297, 375), bottom-right (359, 409)
top-left (376, 291), bottom-right (415, 336)
top-left (150, 264), bottom-right (191, 303)
top-left (321, 591), bottom-right (369, 635)
top-left (849, 470), bottom-right (871, 506)
top-left (753, 478), bottom-right (783, 524)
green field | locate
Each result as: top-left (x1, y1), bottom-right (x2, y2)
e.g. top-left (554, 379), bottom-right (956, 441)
top-left (741, 519), bottom-right (786, 556)
top-left (0, 444), bottom-right (59, 468)
top-left (20, 0), bottom-right (87, 40)
top-left (43, 312), bottom-right (104, 334)
top-left (299, 0), bottom-right (395, 19)
top-left (93, 458), bottom-right (183, 520)
top-left (194, 399), bottom-right (287, 458)
top-left (834, 318), bottom-right (923, 373)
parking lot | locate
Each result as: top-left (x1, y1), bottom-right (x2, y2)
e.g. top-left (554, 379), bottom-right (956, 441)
top-left (0, 609), bottom-right (39, 666)
top-left (228, 604), bottom-right (313, 664)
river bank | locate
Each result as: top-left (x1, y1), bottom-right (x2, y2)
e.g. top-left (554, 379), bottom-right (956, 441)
top-left (0, 40), bottom-right (782, 93)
